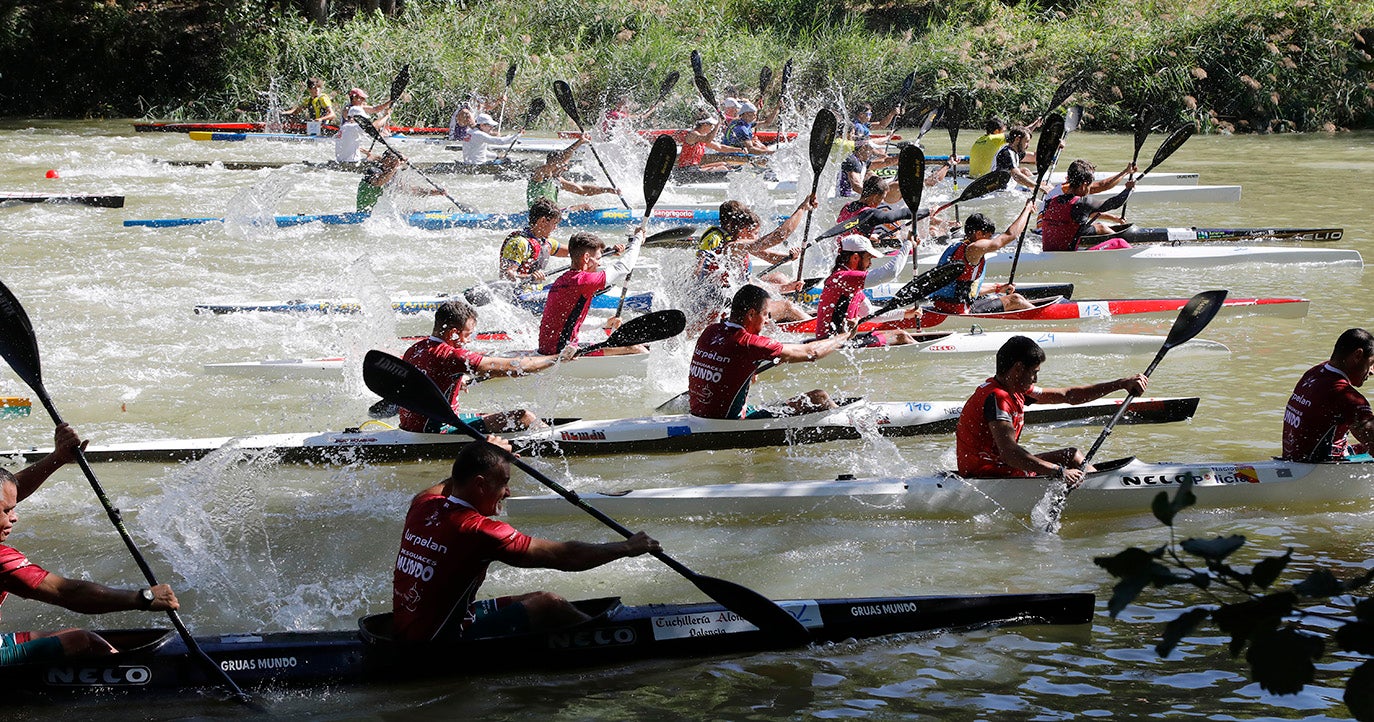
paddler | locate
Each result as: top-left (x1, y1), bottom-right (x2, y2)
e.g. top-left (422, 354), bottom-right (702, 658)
top-left (399, 299), bottom-right (575, 435)
top-left (928, 208), bottom-right (1037, 314)
top-left (688, 284), bottom-right (851, 419)
top-left (0, 425), bottom-right (180, 666)
top-left (1281, 328), bottom-right (1374, 462)
top-left (335, 87), bottom-right (394, 164)
top-left (837, 142), bottom-right (897, 198)
top-left (462, 113), bottom-right (520, 165)
top-left (1037, 159), bottom-right (1136, 251)
top-left (690, 197), bottom-right (816, 329)
top-left (967, 116), bottom-right (1007, 179)
top-left (391, 438), bottom-right (660, 642)
top-left (814, 234), bottom-right (919, 346)
top-left (356, 151), bottom-right (446, 213)
top-left (527, 137), bottom-right (621, 210)
top-left (537, 230), bottom-right (648, 357)
top-left (955, 335), bottom-right (1148, 486)
top-left (993, 126), bottom-right (1052, 192)
top-left (674, 117), bottom-right (736, 174)
top-left (721, 101), bottom-right (775, 156)
top-left (448, 106), bottom-right (475, 141)
top-left (284, 77), bottom-right (336, 123)
top-left (499, 198), bottom-right (572, 289)
top-left (850, 103), bottom-right (901, 142)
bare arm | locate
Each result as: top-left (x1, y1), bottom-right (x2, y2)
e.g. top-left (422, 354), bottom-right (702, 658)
top-left (27, 575), bottom-right (178, 614)
top-left (1032, 374), bottom-right (1147, 405)
top-left (1351, 416), bottom-right (1374, 449)
top-left (475, 349), bottom-right (575, 377)
top-left (750, 196), bottom-right (819, 253)
top-left (504, 533), bottom-right (658, 571)
top-left (965, 201), bottom-right (1035, 263)
top-left (777, 333), bottom-right (851, 363)
top-left (14, 424), bottom-right (84, 503)
top-left (988, 418), bottom-right (1061, 477)
top-left (556, 177), bottom-right (617, 197)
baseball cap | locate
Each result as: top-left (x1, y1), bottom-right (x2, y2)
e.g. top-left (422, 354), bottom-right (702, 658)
top-left (475, 113), bottom-right (497, 126)
top-left (694, 116), bottom-right (719, 128)
top-left (839, 233), bottom-right (883, 257)
top-left (348, 88), bottom-right (368, 100)
top-left (739, 101), bottom-right (758, 114)
top-left (721, 98), bottom-right (741, 111)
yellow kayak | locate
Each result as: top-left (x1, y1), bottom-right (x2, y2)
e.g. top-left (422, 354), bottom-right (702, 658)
top-left (1, 396), bottom-right (30, 418)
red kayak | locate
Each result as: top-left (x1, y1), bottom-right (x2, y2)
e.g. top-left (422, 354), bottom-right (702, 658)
top-left (133, 121), bottom-right (450, 136)
top-left (779, 296), bottom-right (1309, 334)
top-left (557, 128), bottom-right (799, 143)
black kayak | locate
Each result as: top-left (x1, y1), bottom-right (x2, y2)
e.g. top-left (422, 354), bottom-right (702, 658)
top-left (2, 592), bottom-right (1092, 698)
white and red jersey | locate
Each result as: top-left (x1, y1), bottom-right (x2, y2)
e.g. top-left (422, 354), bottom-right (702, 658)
top-left (391, 494), bottom-right (532, 642)
top-left (815, 269), bottom-right (870, 339)
top-left (688, 321), bottom-right (783, 419)
top-left (0, 545), bottom-right (49, 622)
top-left (538, 269), bottom-right (606, 355)
top-left (955, 377), bottom-right (1043, 478)
top-left (399, 337), bottom-right (485, 432)
top-left (1282, 362), bottom-right (1373, 461)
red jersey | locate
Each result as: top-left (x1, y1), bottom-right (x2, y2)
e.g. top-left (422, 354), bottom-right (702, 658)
top-left (836, 200), bottom-right (867, 224)
top-left (1281, 363), bottom-right (1373, 461)
top-left (677, 141), bottom-right (707, 168)
top-left (538, 269), bottom-right (606, 354)
top-left (929, 242), bottom-right (986, 315)
top-left (0, 545), bottom-right (50, 622)
top-left (399, 337), bottom-right (485, 432)
top-left (688, 321), bottom-right (783, 419)
top-left (955, 377), bottom-right (1042, 477)
top-left (392, 493), bottom-right (533, 642)
top-left (815, 268), bottom-right (870, 339)
top-left (1039, 193), bottom-right (1085, 252)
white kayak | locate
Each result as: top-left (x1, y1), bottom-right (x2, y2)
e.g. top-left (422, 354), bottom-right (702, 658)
top-left (506, 455), bottom-right (1374, 520)
top-left (205, 349), bottom-right (651, 380)
top-left (915, 244), bottom-right (1363, 274)
top-left (0, 397), bottom-right (1198, 464)
top-left (807, 330), bottom-right (1228, 368)
top-left (963, 184), bottom-right (1240, 206)
top-left (677, 171), bottom-right (1202, 196)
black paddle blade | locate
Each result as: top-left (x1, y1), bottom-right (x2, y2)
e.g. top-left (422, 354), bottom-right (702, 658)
top-left (362, 350), bottom-right (467, 430)
top-left (657, 71), bottom-right (680, 103)
top-left (389, 63), bottom-right (411, 102)
top-left (779, 58), bottom-right (794, 96)
top-left (759, 65), bottom-right (773, 96)
top-left (645, 225), bottom-right (697, 246)
top-left (523, 97), bottom-right (547, 128)
top-left (1044, 73), bottom-right (1079, 119)
top-left (897, 145), bottom-right (926, 214)
top-left (687, 574), bottom-right (810, 646)
top-left (807, 110), bottom-right (837, 174)
top-left (1034, 114), bottom-right (1065, 178)
top-left (644, 135), bottom-right (677, 212)
top-left (552, 80), bottom-right (580, 125)
top-left (690, 49), bottom-right (704, 78)
top-left (1144, 122), bottom-right (1196, 175)
top-left (917, 106), bottom-right (941, 138)
top-left (353, 114), bottom-right (384, 142)
top-left (0, 277), bottom-right (45, 395)
top-left (899, 71), bottom-right (915, 101)
top-left (943, 92), bottom-right (961, 143)
top-left (816, 208), bottom-right (877, 241)
top-left (1163, 290), bottom-right (1228, 351)
top-left (504, 62), bottom-right (518, 88)
top-left (693, 73), bottom-right (718, 109)
top-left (605, 309), bottom-right (687, 347)
top-left (955, 169), bottom-right (1010, 202)
top-left (886, 262), bottom-right (964, 310)
top-left (1131, 105), bottom-right (1153, 159)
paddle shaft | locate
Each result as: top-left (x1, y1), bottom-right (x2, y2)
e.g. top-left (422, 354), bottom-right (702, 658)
top-left (356, 119), bottom-right (469, 212)
top-left (29, 390), bottom-right (252, 703)
top-left (559, 111), bottom-right (630, 211)
top-left (496, 63), bottom-right (517, 132)
top-left (1008, 119), bottom-right (1066, 285)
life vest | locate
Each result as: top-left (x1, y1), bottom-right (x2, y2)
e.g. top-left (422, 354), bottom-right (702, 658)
top-left (1039, 193), bottom-right (1084, 252)
top-left (929, 242), bottom-right (985, 307)
top-left (501, 229), bottom-right (552, 276)
top-left (722, 119), bottom-right (754, 148)
top-left (694, 226), bottom-right (730, 283)
top-left (677, 140), bottom-right (707, 168)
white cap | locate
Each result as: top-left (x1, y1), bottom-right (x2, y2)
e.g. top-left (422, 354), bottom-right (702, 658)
top-left (721, 98), bottom-right (741, 111)
top-left (839, 234), bottom-right (883, 257)
top-left (475, 113), bottom-right (497, 126)
top-left (739, 101), bottom-right (758, 115)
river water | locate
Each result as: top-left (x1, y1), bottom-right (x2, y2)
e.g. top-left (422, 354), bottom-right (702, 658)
top-left (0, 120), bottom-right (1371, 720)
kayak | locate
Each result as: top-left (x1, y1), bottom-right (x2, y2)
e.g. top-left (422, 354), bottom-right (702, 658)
top-left (192, 290), bottom-right (654, 315)
top-left (0, 591), bottom-right (1091, 697)
top-left (914, 244), bottom-right (1363, 274)
top-left (136, 121), bottom-right (450, 135)
top-left (159, 159), bottom-right (532, 176)
top-left (0, 193), bottom-right (124, 209)
top-left (0, 396), bottom-right (1198, 464)
top-left (1, 396), bottom-right (30, 418)
top-left (558, 128), bottom-right (801, 143)
top-left (125, 211), bottom-right (371, 229)
top-left (964, 184), bottom-right (1242, 205)
top-left (508, 455), bottom-right (1374, 520)
top-left (205, 349), bottom-right (650, 380)
top-left (126, 206), bottom-right (763, 231)
top-left (187, 131), bottom-right (570, 154)
top-left (1076, 223), bottom-right (1345, 245)
top-left (805, 330), bottom-right (1228, 365)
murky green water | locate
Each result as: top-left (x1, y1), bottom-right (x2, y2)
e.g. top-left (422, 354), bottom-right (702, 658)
top-left (1, 119), bottom-right (1371, 719)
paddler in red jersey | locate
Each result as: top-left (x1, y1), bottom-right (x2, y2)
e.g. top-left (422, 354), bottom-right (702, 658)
top-left (955, 336), bottom-right (1147, 487)
top-left (675, 117), bottom-right (735, 174)
top-left (688, 284), bottom-right (851, 419)
top-left (814, 233), bottom-right (919, 346)
top-left (1037, 159), bottom-right (1136, 252)
top-left (537, 231), bottom-right (647, 356)
top-left (1, 425), bottom-right (180, 666)
top-left (927, 207), bottom-right (1037, 314)
top-left (499, 198), bottom-right (572, 290)
top-left (400, 299), bottom-right (574, 435)
top-left (688, 197), bottom-right (816, 331)
top-left (1281, 328), bottom-right (1374, 462)
top-left (392, 439), bottom-right (659, 643)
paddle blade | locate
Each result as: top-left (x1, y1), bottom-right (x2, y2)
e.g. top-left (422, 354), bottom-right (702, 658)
top-left (899, 71), bottom-right (915, 99)
top-left (758, 65), bottom-right (773, 96)
top-left (955, 169), bottom-right (1010, 203)
top-left (657, 71), bottom-right (680, 103)
top-left (917, 106), bottom-right (941, 138)
top-left (1131, 105), bottom-right (1153, 159)
top-left (807, 110), bottom-right (837, 174)
top-left (362, 350), bottom-right (468, 431)
top-left (690, 49), bottom-right (704, 78)
top-left (686, 573), bottom-right (810, 646)
top-left (1144, 122), bottom-right (1196, 175)
top-left (645, 225), bottom-right (698, 246)
top-left (643, 135), bottom-right (677, 212)
top-left (1043, 72), bottom-right (1080, 119)
top-left (552, 80), bottom-right (580, 125)
top-left (779, 58), bottom-right (794, 97)
top-left (504, 62), bottom-right (518, 88)
top-left (897, 145), bottom-right (926, 214)
top-left (353, 114), bottom-right (384, 142)
top-left (389, 63), bottom-right (411, 102)
top-left (1163, 290), bottom-right (1228, 351)
top-left (883, 262), bottom-right (964, 311)
top-left (943, 92), bottom-right (961, 143)
top-left (604, 309), bottom-right (686, 348)
top-left (523, 97), bottom-right (547, 128)
top-left (1034, 113), bottom-right (1065, 178)
top-left (0, 277), bottom-right (45, 395)
top-left (693, 73), bottom-right (718, 109)
top-left (816, 208), bottom-right (876, 242)
top-left (1064, 105), bottom-right (1083, 133)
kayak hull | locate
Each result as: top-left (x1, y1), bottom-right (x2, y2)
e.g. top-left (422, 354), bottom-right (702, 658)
top-left (915, 245), bottom-right (1363, 274)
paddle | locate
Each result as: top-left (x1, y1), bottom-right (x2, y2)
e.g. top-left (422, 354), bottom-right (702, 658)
top-left (882, 72), bottom-right (916, 153)
top-left (757, 65), bottom-right (773, 106)
top-left (500, 97), bottom-right (547, 159)
top-left (389, 63), bottom-right (411, 106)
top-left (693, 73), bottom-right (720, 116)
top-left (915, 106), bottom-right (941, 141)
top-left (0, 279), bottom-right (253, 705)
top-left (614, 135), bottom-right (677, 318)
top-left (495, 62), bottom-right (518, 132)
top-left (553, 80), bottom-right (631, 210)
top-left (647, 71), bottom-right (680, 117)
top-left (362, 350), bottom-right (810, 644)
top-left (690, 49), bottom-right (704, 78)
top-left (1119, 121), bottom-right (1195, 215)
top-left (774, 58), bottom-right (795, 140)
top-left (944, 92), bottom-right (963, 222)
top-left (1040, 289), bottom-right (1228, 532)
top-left (896, 144), bottom-right (926, 218)
top-left (929, 169), bottom-right (1011, 217)
top-left (1006, 113), bottom-right (1065, 285)
top-left (1120, 105), bottom-right (1153, 221)
top-left (1033, 70), bottom-right (1083, 130)
top-left (792, 110), bottom-right (838, 285)
top-left (353, 117), bottom-right (474, 213)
